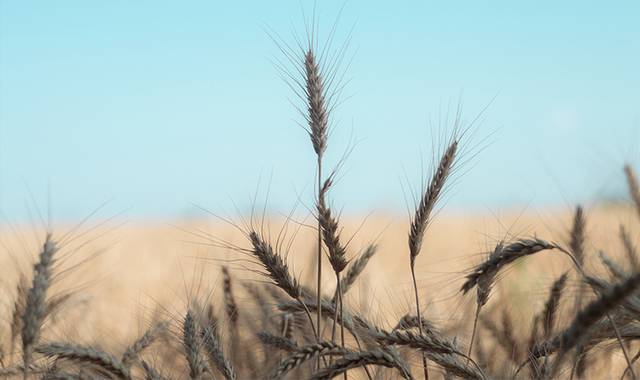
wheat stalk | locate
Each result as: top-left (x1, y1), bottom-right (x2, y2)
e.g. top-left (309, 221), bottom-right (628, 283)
top-left (409, 139), bottom-right (458, 380)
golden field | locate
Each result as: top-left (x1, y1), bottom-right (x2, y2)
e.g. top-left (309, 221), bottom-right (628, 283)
top-left (1, 204), bottom-right (639, 378)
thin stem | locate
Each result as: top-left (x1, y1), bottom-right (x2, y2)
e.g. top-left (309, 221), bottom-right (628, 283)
top-left (467, 302), bottom-right (481, 359)
top-left (608, 312), bottom-right (636, 380)
top-left (351, 331), bottom-right (374, 380)
top-left (331, 284), bottom-right (338, 350)
top-left (621, 349), bottom-right (640, 380)
top-left (316, 156), bottom-right (323, 369)
top-left (411, 263), bottom-right (429, 380)
top-left (569, 359), bottom-right (577, 380)
top-left (296, 297), bottom-right (319, 341)
top-left (337, 273), bottom-right (347, 380)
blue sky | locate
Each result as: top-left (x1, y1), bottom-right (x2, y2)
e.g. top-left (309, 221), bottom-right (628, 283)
top-left (1, 1), bottom-right (639, 222)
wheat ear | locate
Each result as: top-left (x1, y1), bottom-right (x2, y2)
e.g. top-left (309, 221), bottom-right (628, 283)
top-left (270, 341), bottom-right (346, 379)
top-left (121, 321), bottom-right (167, 368)
top-left (183, 309), bottom-right (206, 380)
top-left (201, 325), bottom-right (236, 380)
top-left (542, 273), bottom-right (568, 339)
top-left (624, 164), bottom-right (640, 221)
top-left (248, 230), bottom-right (317, 340)
top-left (312, 349), bottom-right (413, 380)
top-left (620, 225), bottom-right (640, 271)
top-left (35, 342), bottom-right (130, 379)
top-left (21, 234), bottom-right (57, 378)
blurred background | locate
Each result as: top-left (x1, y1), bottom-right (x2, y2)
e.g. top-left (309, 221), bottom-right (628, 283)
top-left (1, 1), bottom-right (639, 222)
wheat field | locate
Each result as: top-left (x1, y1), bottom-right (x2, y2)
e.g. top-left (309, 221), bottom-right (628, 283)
top-left (1, 202), bottom-right (640, 379)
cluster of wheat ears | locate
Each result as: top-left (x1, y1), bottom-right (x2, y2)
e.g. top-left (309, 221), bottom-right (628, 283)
top-left (2, 19), bottom-right (640, 380)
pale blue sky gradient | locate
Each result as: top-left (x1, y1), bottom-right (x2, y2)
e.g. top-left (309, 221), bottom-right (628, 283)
top-left (1, 1), bottom-right (639, 221)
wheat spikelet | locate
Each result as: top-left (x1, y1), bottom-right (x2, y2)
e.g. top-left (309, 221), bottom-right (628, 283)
top-left (500, 310), bottom-right (521, 362)
top-left (317, 176), bottom-right (348, 274)
top-left (121, 321), bottom-right (167, 367)
top-left (221, 266), bottom-right (239, 324)
top-left (248, 230), bottom-right (319, 341)
top-left (183, 309), bottom-right (206, 380)
top-left (141, 360), bottom-right (168, 380)
top-left (340, 244), bottom-right (377, 297)
top-left (22, 234), bottom-right (58, 373)
top-left (428, 352), bottom-right (486, 380)
top-left (270, 341), bottom-right (346, 379)
top-left (248, 231), bottom-right (302, 300)
top-left (373, 329), bottom-right (461, 357)
top-left (408, 140), bottom-right (458, 263)
top-left (257, 331), bottom-right (299, 352)
top-left (620, 225), bottom-right (640, 271)
top-left (310, 349), bottom-right (414, 380)
top-left (35, 342), bottom-right (130, 379)
top-left (393, 314), bottom-right (437, 332)
top-left (10, 274), bottom-right (29, 358)
top-left (624, 164), bottom-right (640, 221)
top-left (304, 49), bottom-right (328, 158)
top-left (542, 273), bottom-right (568, 338)
top-left (243, 283), bottom-right (274, 331)
top-left (461, 238), bottom-right (556, 294)
top-left (599, 251), bottom-right (627, 280)
top-left (201, 325), bottom-right (236, 380)
top-left (42, 371), bottom-right (79, 380)
top-left (570, 206), bottom-right (586, 265)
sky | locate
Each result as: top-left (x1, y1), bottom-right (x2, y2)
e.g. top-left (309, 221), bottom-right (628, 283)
top-left (0, 1), bottom-right (639, 222)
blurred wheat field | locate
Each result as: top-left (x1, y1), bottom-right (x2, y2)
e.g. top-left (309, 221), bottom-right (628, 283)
top-left (2, 204), bottom-right (639, 378)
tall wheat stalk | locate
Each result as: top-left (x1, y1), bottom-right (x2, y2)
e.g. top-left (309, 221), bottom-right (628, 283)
top-left (408, 139), bottom-right (458, 379)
